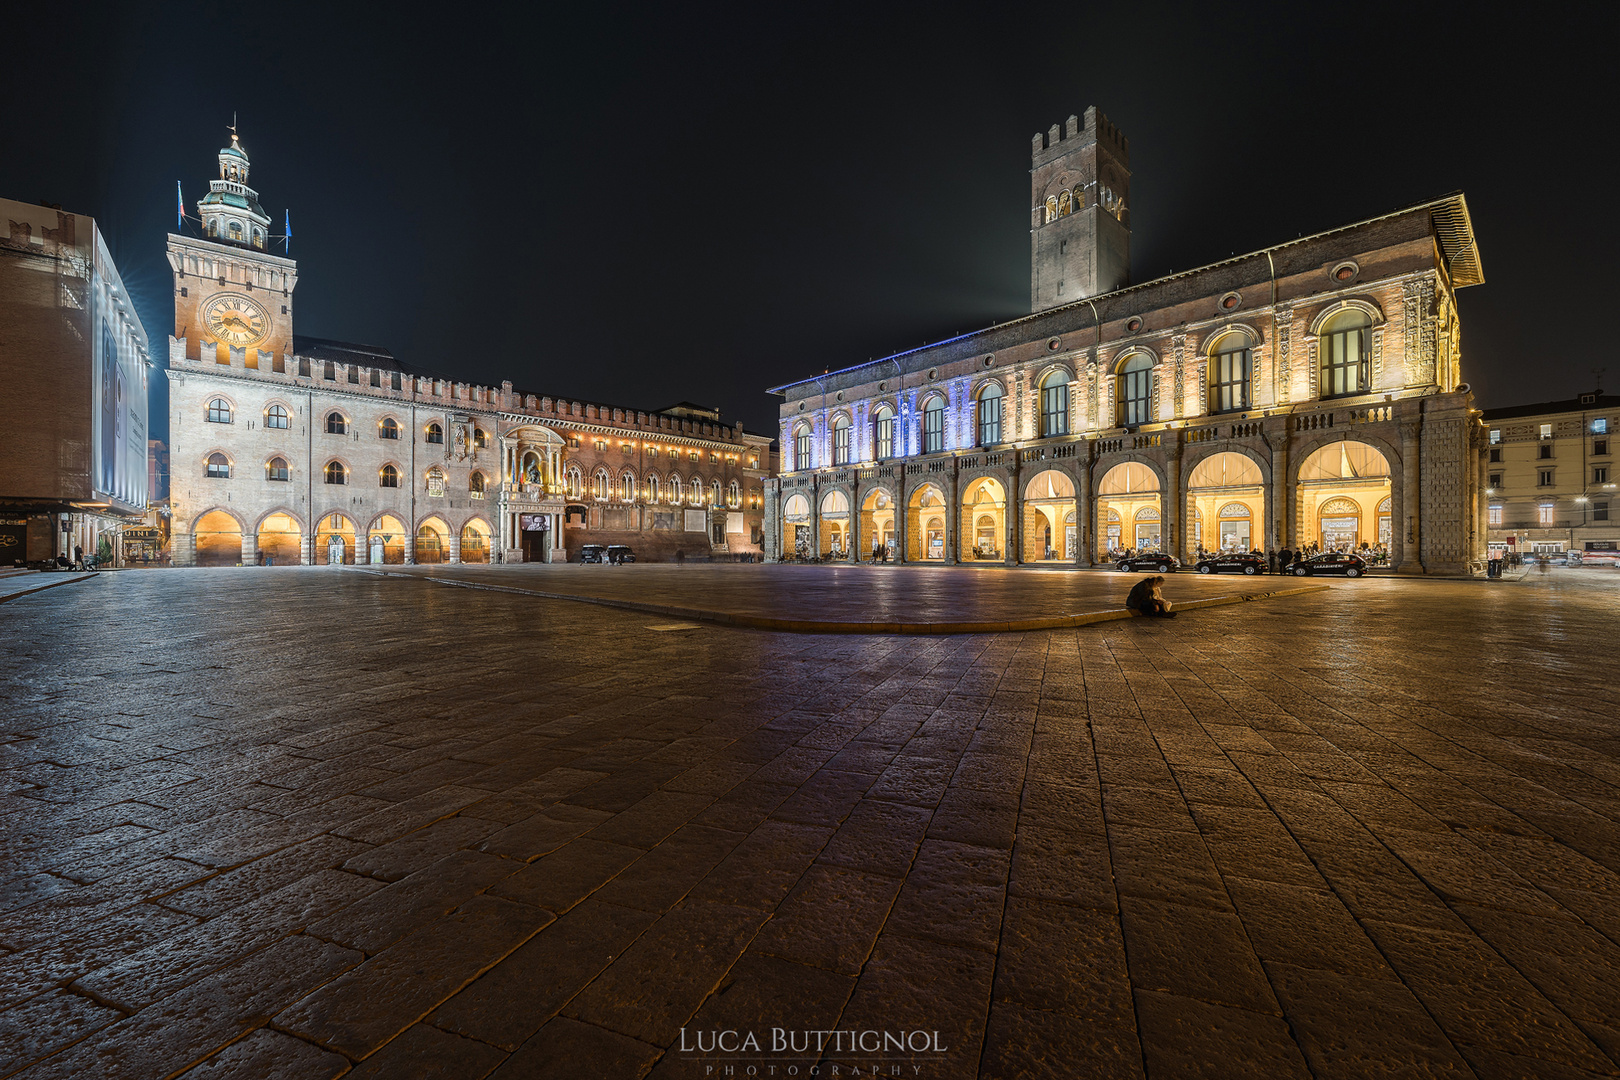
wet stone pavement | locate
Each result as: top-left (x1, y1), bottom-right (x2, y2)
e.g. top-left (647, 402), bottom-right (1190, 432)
top-left (0, 565), bottom-right (1618, 1079)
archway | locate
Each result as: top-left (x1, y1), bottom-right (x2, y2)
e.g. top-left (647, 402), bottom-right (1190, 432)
top-left (860, 488), bottom-right (896, 561)
top-left (1096, 462), bottom-right (1160, 559)
top-left (907, 485), bottom-right (948, 561)
top-left (459, 519), bottom-right (491, 564)
top-left (1021, 469), bottom-right (1076, 562)
top-left (415, 517), bottom-right (450, 564)
top-left (819, 490), bottom-right (850, 557)
top-left (193, 510), bottom-right (243, 567)
top-left (959, 477), bottom-right (1006, 561)
top-left (782, 492), bottom-right (811, 557)
top-left (256, 512), bottom-right (302, 566)
top-left (315, 513), bottom-right (357, 565)
top-left (1296, 441), bottom-right (1391, 556)
top-left (369, 515), bottom-right (406, 565)
top-left (1186, 452), bottom-right (1265, 558)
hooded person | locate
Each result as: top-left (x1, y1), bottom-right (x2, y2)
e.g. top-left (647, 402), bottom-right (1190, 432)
top-left (1125, 575), bottom-right (1177, 618)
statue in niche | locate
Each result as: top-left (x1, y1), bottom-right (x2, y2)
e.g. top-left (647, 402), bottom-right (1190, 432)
top-left (453, 423), bottom-right (468, 460)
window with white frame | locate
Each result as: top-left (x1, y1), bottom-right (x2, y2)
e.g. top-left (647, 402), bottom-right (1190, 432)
top-left (1209, 332), bottom-right (1252, 413)
top-left (832, 416), bottom-right (851, 465)
top-left (1042, 370), bottom-right (1072, 435)
top-left (922, 397), bottom-right (945, 454)
top-left (1538, 503), bottom-right (1555, 526)
top-left (977, 383), bottom-right (1003, 446)
top-left (207, 398), bottom-right (233, 424)
top-left (1488, 504), bottom-right (1502, 526)
top-left (1320, 309), bottom-right (1371, 397)
top-left (874, 407), bottom-right (895, 459)
top-left (1115, 357), bottom-right (1149, 428)
top-left (794, 427), bottom-right (813, 471)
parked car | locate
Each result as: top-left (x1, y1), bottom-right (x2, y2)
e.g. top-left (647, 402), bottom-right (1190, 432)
top-left (606, 545), bottom-right (637, 564)
top-left (1291, 552), bottom-right (1369, 577)
top-left (1195, 552), bottom-right (1268, 575)
top-left (1116, 553), bottom-right (1179, 573)
top-left (578, 544), bottom-right (608, 563)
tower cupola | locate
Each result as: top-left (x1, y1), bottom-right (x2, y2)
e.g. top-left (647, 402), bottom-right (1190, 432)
top-left (197, 128), bottom-right (271, 250)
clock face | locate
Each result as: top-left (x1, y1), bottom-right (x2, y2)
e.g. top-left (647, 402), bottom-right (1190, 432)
top-left (201, 293), bottom-right (270, 347)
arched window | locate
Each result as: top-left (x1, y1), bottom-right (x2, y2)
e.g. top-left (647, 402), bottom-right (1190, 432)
top-left (380, 464), bottom-right (399, 488)
top-left (670, 476), bottom-right (683, 504)
top-left (794, 425), bottom-right (813, 471)
top-left (1040, 371), bottom-right (1070, 437)
top-left (874, 406), bottom-right (895, 460)
top-left (566, 466), bottom-right (582, 499)
top-left (977, 384), bottom-right (1003, 446)
top-left (1209, 332), bottom-right (1252, 413)
top-left (326, 412), bottom-right (347, 435)
top-left (1045, 195), bottom-right (1059, 223)
top-left (205, 221), bottom-right (218, 238)
top-left (426, 468), bottom-right (446, 497)
top-left (592, 469), bottom-right (610, 500)
top-left (470, 472), bottom-right (486, 498)
top-left (324, 461), bottom-right (347, 485)
top-left (252, 228), bottom-right (265, 250)
top-left (266, 457), bottom-right (289, 482)
top-left (1321, 308), bottom-right (1372, 397)
top-left (832, 416), bottom-right (851, 466)
top-left (206, 453), bottom-right (230, 479)
top-left (228, 222), bottom-right (242, 241)
top-left (1071, 185), bottom-right (1085, 211)
top-left (1058, 190), bottom-right (1072, 216)
top-left (711, 480), bottom-right (722, 506)
top-left (1117, 355), bottom-right (1152, 428)
top-left (729, 480), bottom-right (740, 507)
top-left (620, 473), bottom-right (635, 501)
top-left (647, 475), bottom-right (661, 503)
top-left (206, 398), bottom-right (232, 424)
top-left (379, 417), bottom-right (399, 440)
top-left (473, 428), bottom-right (487, 448)
top-left (425, 423), bottom-right (444, 444)
top-left (922, 397), bottom-right (945, 454)
top-left (264, 404), bottom-right (289, 429)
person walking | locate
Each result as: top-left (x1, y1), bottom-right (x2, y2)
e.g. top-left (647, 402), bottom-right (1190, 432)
top-left (1125, 575), bottom-right (1177, 618)
top-left (73, 544), bottom-right (84, 571)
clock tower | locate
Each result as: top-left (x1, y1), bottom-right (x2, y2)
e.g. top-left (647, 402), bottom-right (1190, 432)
top-left (166, 128), bottom-right (297, 368)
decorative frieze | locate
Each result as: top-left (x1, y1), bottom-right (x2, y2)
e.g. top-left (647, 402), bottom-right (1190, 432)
top-left (1403, 277), bottom-right (1437, 385)
top-left (1276, 304), bottom-right (1293, 405)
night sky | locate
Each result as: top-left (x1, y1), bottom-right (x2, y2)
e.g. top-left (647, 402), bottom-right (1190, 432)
top-left (3, 3), bottom-right (1610, 445)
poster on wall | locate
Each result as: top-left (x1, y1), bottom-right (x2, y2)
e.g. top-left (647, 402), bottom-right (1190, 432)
top-left (91, 228), bottom-right (149, 513)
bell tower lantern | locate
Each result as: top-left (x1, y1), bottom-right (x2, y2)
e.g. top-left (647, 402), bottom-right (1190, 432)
top-left (1030, 107), bottom-right (1131, 312)
top-left (197, 129), bottom-right (272, 251)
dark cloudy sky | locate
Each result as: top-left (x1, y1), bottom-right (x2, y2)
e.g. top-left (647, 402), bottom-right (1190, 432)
top-left (3, 3), bottom-right (1611, 442)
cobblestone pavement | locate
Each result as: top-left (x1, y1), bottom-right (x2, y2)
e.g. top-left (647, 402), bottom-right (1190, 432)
top-left (1, 566), bottom-right (1617, 1079)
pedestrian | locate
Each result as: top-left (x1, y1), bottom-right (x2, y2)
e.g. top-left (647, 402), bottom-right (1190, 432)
top-left (1487, 550), bottom-right (1501, 578)
top-left (73, 544), bottom-right (84, 570)
top-left (1125, 575), bottom-right (1177, 619)
top-left (1268, 548), bottom-right (1278, 574)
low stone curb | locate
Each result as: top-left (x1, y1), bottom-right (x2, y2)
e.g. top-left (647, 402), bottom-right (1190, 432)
top-left (0, 572), bottom-right (100, 606)
top-left (351, 567), bottom-right (1327, 635)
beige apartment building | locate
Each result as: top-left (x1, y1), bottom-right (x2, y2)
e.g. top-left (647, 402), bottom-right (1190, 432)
top-left (1482, 392), bottom-right (1619, 558)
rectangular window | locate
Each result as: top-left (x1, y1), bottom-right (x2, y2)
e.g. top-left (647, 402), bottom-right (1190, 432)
top-left (978, 397), bottom-right (1002, 446)
top-left (1595, 439), bottom-right (1609, 456)
top-left (923, 406), bottom-right (943, 454)
top-left (1540, 423), bottom-right (1553, 438)
top-left (1596, 467), bottom-right (1610, 484)
top-left (1538, 504), bottom-right (1555, 526)
top-left (1539, 445), bottom-right (1553, 460)
top-left (1538, 469), bottom-right (1554, 486)
top-left (1042, 383), bottom-right (1071, 436)
top-left (1213, 348), bottom-right (1251, 412)
top-left (795, 433), bottom-right (812, 471)
top-left (1488, 429), bottom-right (1500, 444)
top-left (832, 423), bottom-right (850, 465)
top-left (298, 358), bottom-right (311, 378)
top-left (875, 415), bottom-right (894, 459)
top-left (1321, 326), bottom-right (1367, 397)
top-left (324, 361), bottom-right (336, 381)
top-left (1596, 501), bottom-right (1610, 522)
top-left (1118, 370), bottom-right (1149, 428)
top-left (1488, 472), bottom-right (1502, 488)
top-left (1488, 448), bottom-right (1501, 463)
top-left (1594, 418), bottom-right (1609, 434)
top-left (1488, 505), bottom-right (1502, 526)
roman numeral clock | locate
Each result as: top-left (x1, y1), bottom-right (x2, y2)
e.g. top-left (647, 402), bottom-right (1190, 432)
top-left (201, 292), bottom-right (270, 348)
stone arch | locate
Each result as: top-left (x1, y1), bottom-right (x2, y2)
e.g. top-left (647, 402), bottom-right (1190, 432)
top-left (253, 506), bottom-right (305, 534)
top-left (415, 514), bottom-right (451, 564)
top-left (819, 488), bottom-right (852, 557)
top-left (1182, 444), bottom-right (1271, 489)
top-left (459, 515), bottom-right (493, 564)
top-left (314, 511), bottom-right (358, 565)
top-left (959, 475), bottom-right (1008, 561)
top-left (367, 513), bottom-right (408, 565)
top-left (1035, 363), bottom-right (1076, 387)
top-left (192, 507), bottom-right (244, 568)
top-left (906, 482), bottom-right (949, 562)
top-left (1095, 459), bottom-right (1163, 559)
top-left (1022, 468), bottom-right (1078, 562)
top-left (972, 375), bottom-right (1010, 398)
top-left (1293, 437), bottom-right (1398, 556)
top-left (1306, 297), bottom-right (1386, 335)
top-left (1111, 346), bottom-right (1158, 374)
top-left (859, 486), bottom-right (897, 561)
top-left (1184, 449), bottom-right (1268, 555)
top-left (1199, 322), bottom-right (1265, 353)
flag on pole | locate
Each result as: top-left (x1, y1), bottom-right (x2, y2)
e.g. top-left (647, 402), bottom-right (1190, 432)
top-left (284, 209), bottom-right (291, 253)
top-left (176, 181), bottom-right (184, 230)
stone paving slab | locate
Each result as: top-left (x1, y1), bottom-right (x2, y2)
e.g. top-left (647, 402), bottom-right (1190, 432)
top-left (0, 566), bottom-right (1617, 1077)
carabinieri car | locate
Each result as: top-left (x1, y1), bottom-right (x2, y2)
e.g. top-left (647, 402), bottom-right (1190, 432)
top-left (1116, 553), bottom-right (1179, 573)
top-left (1290, 552), bottom-right (1369, 577)
top-left (1195, 552), bottom-right (1268, 575)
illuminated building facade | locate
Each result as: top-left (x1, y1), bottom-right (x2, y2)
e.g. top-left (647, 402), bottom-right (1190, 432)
top-left (0, 197), bottom-right (150, 566)
top-left (1481, 393), bottom-right (1620, 558)
top-left (766, 107), bottom-right (1490, 575)
top-left (167, 132), bottom-right (770, 567)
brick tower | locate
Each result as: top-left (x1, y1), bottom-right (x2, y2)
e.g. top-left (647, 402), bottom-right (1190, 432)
top-left (1029, 107), bottom-right (1131, 312)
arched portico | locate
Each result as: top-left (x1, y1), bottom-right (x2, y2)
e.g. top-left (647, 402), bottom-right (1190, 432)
top-left (1295, 440), bottom-right (1393, 557)
top-left (460, 517), bottom-right (492, 563)
top-left (1184, 450), bottom-right (1267, 557)
top-left (368, 514), bottom-right (407, 565)
top-left (907, 484), bottom-right (949, 561)
top-left (1022, 469), bottom-right (1078, 562)
top-left (782, 492), bottom-right (812, 557)
top-left (192, 508), bottom-right (244, 567)
top-left (819, 490), bottom-right (851, 557)
top-left (315, 512), bottom-right (358, 565)
top-left (860, 487), bottom-right (896, 561)
top-left (1095, 461), bottom-right (1162, 559)
top-left (255, 509), bottom-right (303, 566)
top-left (959, 476), bottom-right (1007, 561)
top-left (415, 516), bottom-right (450, 564)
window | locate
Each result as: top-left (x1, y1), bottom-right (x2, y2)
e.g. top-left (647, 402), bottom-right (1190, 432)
top-left (1596, 501), bottom-right (1611, 522)
top-left (1042, 371), bottom-right (1072, 436)
top-left (370, 369), bottom-right (381, 387)
top-left (1488, 448), bottom-right (1501, 463)
top-left (874, 407), bottom-right (895, 459)
top-left (380, 417), bottom-right (399, 440)
top-left (1593, 418), bottom-right (1608, 434)
top-left (729, 480), bottom-right (740, 507)
top-left (266, 457), bottom-right (289, 482)
top-left (265, 404), bottom-right (289, 429)
top-left (1488, 504), bottom-right (1502, 526)
top-left (427, 469), bottom-right (446, 497)
top-left (620, 473), bottom-right (634, 501)
top-left (380, 464), bottom-right (399, 488)
top-left (1596, 467), bottom-right (1611, 484)
top-left (391, 372), bottom-right (402, 391)
top-left (1210, 334), bottom-right (1251, 413)
top-left (1539, 424), bottom-right (1553, 439)
top-left (670, 476), bottom-right (682, 504)
top-left (1595, 439), bottom-right (1609, 456)
top-left (711, 481), bottom-right (722, 506)
top-left (977, 384), bottom-right (1003, 446)
top-left (647, 476), bottom-right (660, 502)
top-left (298, 358), bottom-right (310, 378)
top-left (1488, 472), bottom-right (1502, 488)
top-left (228, 222), bottom-right (242, 241)
top-left (326, 412), bottom-right (347, 435)
top-left (1320, 308), bottom-right (1371, 397)
top-left (324, 461), bottom-right (347, 485)
top-left (323, 361), bottom-right (336, 382)
top-left (1538, 469), bottom-right (1554, 486)
top-left (474, 428), bottom-right (487, 448)
top-left (206, 453), bottom-right (230, 478)
top-left (795, 427), bottom-right (813, 471)
top-left (923, 398), bottom-right (944, 454)
top-left (1539, 445), bottom-right (1553, 460)
top-left (206, 398), bottom-right (233, 424)
top-left (1538, 503), bottom-right (1555, 526)
top-left (426, 423), bottom-right (444, 444)
top-left (591, 469), bottom-right (609, 500)
top-left (1116, 356), bottom-right (1150, 428)
top-left (832, 417), bottom-right (851, 465)
top-left (689, 450), bottom-right (700, 462)
top-left (1489, 429), bottom-right (1501, 444)
top-left (471, 473), bottom-right (486, 499)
